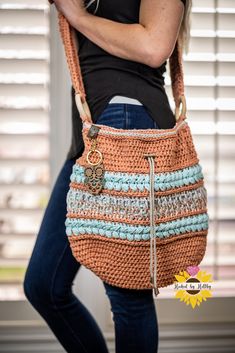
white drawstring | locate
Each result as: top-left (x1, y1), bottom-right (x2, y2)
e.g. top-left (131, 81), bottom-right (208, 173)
top-left (144, 154), bottom-right (160, 299)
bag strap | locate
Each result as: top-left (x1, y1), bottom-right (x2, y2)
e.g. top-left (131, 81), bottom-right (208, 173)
top-left (58, 12), bottom-right (187, 124)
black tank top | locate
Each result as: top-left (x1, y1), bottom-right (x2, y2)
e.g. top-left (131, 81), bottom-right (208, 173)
top-left (66, 0), bottom-right (185, 160)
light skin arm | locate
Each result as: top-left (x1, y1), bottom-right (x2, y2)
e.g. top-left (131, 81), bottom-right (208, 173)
top-left (53, 0), bottom-right (184, 68)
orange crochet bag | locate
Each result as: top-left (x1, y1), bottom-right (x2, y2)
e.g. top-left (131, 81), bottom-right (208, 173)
top-left (58, 13), bottom-right (209, 297)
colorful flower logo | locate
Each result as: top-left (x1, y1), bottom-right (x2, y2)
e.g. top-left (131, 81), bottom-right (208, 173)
top-left (174, 266), bottom-right (213, 309)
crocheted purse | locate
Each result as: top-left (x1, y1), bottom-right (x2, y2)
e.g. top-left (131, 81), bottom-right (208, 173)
top-left (58, 13), bottom-right (209, 297)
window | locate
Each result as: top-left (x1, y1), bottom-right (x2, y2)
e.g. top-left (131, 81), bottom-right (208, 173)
top-left (164, 0), bottom-right (235, 296)
top-left (0, 0), bottom-right (50, 299)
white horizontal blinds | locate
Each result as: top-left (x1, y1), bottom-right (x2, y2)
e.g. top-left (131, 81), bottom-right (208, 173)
top-left (0, 0), bottom-right (50, 299)
top-left (166, 0), bottom-right (235, 293)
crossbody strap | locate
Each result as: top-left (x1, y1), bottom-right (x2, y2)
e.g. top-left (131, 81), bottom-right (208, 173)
top-left (58, 12), bottom-right (186, 124)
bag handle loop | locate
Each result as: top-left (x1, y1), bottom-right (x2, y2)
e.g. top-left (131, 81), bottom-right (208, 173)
top-left (57, 12), bottom-right (186, 124)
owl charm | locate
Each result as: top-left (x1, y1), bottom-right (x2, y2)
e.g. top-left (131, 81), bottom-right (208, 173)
top-left (84, 125), bottom-right (105, 195)
top-left (84, 162), bottom-right (104, 194)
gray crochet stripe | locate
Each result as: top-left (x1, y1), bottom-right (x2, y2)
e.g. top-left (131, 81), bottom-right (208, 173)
top-left (83, 120), bottom-right (187, 138)
top-left (66, 185), bottom-right (207, 221)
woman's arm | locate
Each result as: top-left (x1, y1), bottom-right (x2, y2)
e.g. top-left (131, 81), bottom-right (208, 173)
top-left (53, 0), bottom-right (184, 68)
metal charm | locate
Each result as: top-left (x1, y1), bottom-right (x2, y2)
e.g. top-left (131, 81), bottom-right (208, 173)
top-left (84, 125), bottom-right (104, 195)
top-left (84, 162), bottom-right (104, 195)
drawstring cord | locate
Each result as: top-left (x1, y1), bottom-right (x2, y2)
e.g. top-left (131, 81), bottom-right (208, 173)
top-left (144, 154), bottom-right (160, 299)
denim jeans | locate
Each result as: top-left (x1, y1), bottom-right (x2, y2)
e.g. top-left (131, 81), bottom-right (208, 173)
top-left (23, 103), bottom-right (159, 353)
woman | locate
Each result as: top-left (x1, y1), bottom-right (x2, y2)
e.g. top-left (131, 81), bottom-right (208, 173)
top-left (23, 1), bottom-right (191, 352)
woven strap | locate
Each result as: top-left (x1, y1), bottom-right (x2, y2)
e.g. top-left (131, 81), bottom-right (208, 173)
top-left (58, 12), bottom-right (186, 123)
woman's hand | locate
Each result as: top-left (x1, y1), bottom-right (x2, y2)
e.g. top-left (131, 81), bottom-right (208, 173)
top-left (51, 0), bottom-right (88, 28)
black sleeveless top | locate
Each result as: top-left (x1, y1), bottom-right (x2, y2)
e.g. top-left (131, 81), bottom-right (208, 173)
top-left (66, 0), bottom-right (185, 160)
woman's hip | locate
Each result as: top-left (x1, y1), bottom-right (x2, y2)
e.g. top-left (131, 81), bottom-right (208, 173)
top-left (95, 102), bottom-right (160, 130)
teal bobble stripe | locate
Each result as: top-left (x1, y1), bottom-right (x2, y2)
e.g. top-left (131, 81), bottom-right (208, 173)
top-left (65, 213), bottom-right (209, 241)
top-left (70, 163), bottom-right (203, 191)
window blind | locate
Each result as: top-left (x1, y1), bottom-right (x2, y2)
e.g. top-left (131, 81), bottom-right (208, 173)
top-left (0, 0), bottom-right (50, 299)
top-left (165, 0), bottom-right (235, 296)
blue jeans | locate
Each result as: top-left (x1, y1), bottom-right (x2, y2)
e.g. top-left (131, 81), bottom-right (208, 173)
top-left (23, 103), bottom-right (159, 353)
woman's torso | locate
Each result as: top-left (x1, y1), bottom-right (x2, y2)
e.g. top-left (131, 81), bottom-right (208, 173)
top-left (66, 0), bottom-right (182, 160)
